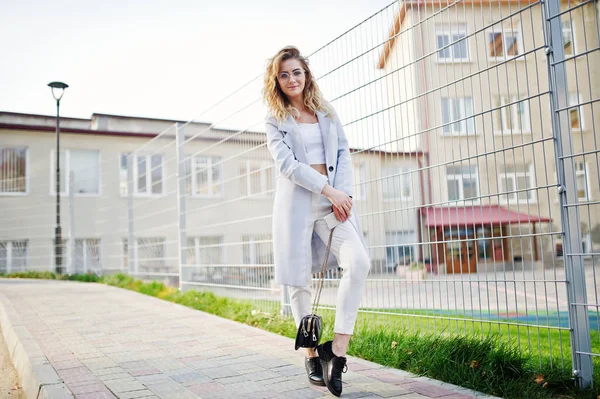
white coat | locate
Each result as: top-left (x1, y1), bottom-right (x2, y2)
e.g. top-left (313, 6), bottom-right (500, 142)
top-left (265, 108), bottom-right (369, 287)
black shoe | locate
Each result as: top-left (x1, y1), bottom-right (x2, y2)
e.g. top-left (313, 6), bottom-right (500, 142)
top-left (305, 356), bottom-right (325, 386)
top-left (317, 341), bottom-right (347, 397)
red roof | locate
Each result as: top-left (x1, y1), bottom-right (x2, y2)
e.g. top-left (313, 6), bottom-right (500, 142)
top-left (421, 205), bottom-right (551, 228)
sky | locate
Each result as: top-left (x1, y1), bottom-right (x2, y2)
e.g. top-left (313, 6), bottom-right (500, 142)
top-left (0, 0), bottom-right (394, 124)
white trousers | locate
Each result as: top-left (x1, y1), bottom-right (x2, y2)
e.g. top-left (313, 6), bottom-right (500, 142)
top-left (288, 191), bottom-right (371, 335)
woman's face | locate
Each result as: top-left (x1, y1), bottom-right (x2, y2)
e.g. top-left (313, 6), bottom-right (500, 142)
top-left (277, 58), bottom-right (306, 101)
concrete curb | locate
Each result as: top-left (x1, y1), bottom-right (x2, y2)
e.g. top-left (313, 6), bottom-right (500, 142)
top-left (0, 292), bottom-right (74, 399)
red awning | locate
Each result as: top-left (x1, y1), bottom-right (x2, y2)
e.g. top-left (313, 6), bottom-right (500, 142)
top-left (421, 205), bottom-right (551, 228)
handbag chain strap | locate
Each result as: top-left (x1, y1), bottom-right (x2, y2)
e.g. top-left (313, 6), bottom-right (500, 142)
top-left (311, 227), bottom-right (335, 314)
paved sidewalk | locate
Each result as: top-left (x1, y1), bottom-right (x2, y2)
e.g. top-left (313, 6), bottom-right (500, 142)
top-left (0, 279), bottom-right (499, 399)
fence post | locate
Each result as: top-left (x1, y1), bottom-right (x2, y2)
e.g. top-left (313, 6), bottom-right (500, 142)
top-left (280, 285), bottom-right (291, 316)
top-left (6, 242), bottom-right (12, 274)
top-left (543, 0), bottom-right (593, 387)
top-left (127, 154), bottom-right (137, 275)
top-left (176, 123), bottom-right (187, 291)
top-left (69, 171), bottom-right (76, 274)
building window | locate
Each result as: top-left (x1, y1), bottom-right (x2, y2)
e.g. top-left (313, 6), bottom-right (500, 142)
top-left (240, 160), bottom-right (275, 197)
top-left (575, 162), bottom-right (590, 201)
top-left (353, 162), bottom-right (367, 200)
top-left (51, 150), bottom-right (100, 195)
top-left (497, 96), bottom-right (530, 133)
top-left (488, 26), bottom-right (522, 60)
top-left (187, 236), bottom-right (223, 265)
top-left (186, 236), bottom-right (224, 283)
top-left (242, 234), bottom-right (273, 265)
top-left (562, 17), bottom-right (575, 56)
top-left (184, 156), bottom-right (222, 197)
top-left (385, 231), bottom-right (416, 269)
top-left (0, 147), bottom-right (28, 195)
top-left (122, 237), bottom-right (166, 272)
top-left (446, 165), bottom-right (479, 201)
top-left (441, 97), bottom-right (475, 135)
top-left (382, 166), bottom-right (412, 201)
top-left (242, 234), bottom-right (274, 286)
top-left (119, 153), bottom-right (164, 196)
top-left (436, 25), bottom-right (469, 62)
top-left (499, 164), bottom-right (535, 202)
top-left (73, 239), bottom-right (101, 274)
top-left (568, 93), bottom-right (583, 130)
top-left (0, 240), bottom-right (28, 274)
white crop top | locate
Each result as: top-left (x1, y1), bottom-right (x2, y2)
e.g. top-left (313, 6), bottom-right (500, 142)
top-left (297, 122), bottom-right (326, 164)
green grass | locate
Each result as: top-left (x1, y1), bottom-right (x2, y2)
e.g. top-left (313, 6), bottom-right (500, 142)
top-left (0, 270), bottom-right (103, 282)
top-left (1, 271), bottom-right (598, 398)
top-left (348, 328), bottom-right (583, 399)
top-left (353, 307), bottom-right (600, 371)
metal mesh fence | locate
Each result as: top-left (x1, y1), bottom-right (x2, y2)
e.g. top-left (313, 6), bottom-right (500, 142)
top-left (544, 0), bottom-right (600, 384)
top-left (0, 0), bottom-right (598, 386)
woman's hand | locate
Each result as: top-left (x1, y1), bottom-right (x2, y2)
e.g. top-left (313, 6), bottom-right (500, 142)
top-left (332, 205), bottom-right (347, 222)
top-left (322, 185), bottom-right (352, 220)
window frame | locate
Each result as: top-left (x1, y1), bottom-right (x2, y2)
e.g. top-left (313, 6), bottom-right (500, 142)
top-left (382, 166), bottom-right (413, 202)
top-left (50, 149), bottom-right (101, 197)
top-left (568, 92), bottom-right (584, 131)
top-left (186, 236), bottom-right (225, 266)
top-left (441, 97), bottom-right (476, 136)
top-left (495, 95), bottom-right (531, 134)
top-left (240, 159), bottom-right (276, 198)
top-left (122, 237), bottom-right (167, 272)
top-left (435, 24), bottom-right (470, 63)
top-left (0, 240), bottom-right (28, 273)
top-left (575, 161), bottom-right (591, 201)
top-left (486, 25), bottom-right (524, 61)
top-left (385, 231), bottom-right (417, 269)
top-left (72, 238), bottom-right (102, 274)
top-left (185, 155), bottom-right (223, 198)
top-left (561, 18), bottom-right (576, 56)
top-left (498, 164), bottom-right (536, 203)
top-left (0, 147), bottom-right (29, 196)
top-left (446, 165), bottom-right (480, 202)
top-left (242, 234), bottom-right (273, 265)
top-left (119, 153), bottom-right (165, 197)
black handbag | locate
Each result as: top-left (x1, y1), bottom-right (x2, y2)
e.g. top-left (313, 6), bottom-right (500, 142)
top-left (294, 228), bottom-right (335, 350)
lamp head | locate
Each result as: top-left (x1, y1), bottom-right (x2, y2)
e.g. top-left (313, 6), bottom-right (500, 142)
top-left (48, 81), bottom-right (69, 101)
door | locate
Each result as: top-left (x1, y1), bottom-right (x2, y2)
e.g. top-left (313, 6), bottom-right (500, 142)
top-left (445, 238), bottom-right (477, 273)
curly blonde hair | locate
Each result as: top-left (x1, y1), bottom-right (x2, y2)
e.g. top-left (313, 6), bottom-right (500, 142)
top-left (263, 45), bottom-right (334, 122)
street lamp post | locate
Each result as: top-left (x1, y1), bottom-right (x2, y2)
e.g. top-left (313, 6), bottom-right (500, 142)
top-left (48, 81), bottom-right (68, 275)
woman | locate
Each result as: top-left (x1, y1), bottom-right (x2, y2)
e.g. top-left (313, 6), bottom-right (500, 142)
top-left (263, 45), bottom-right (371, 397)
